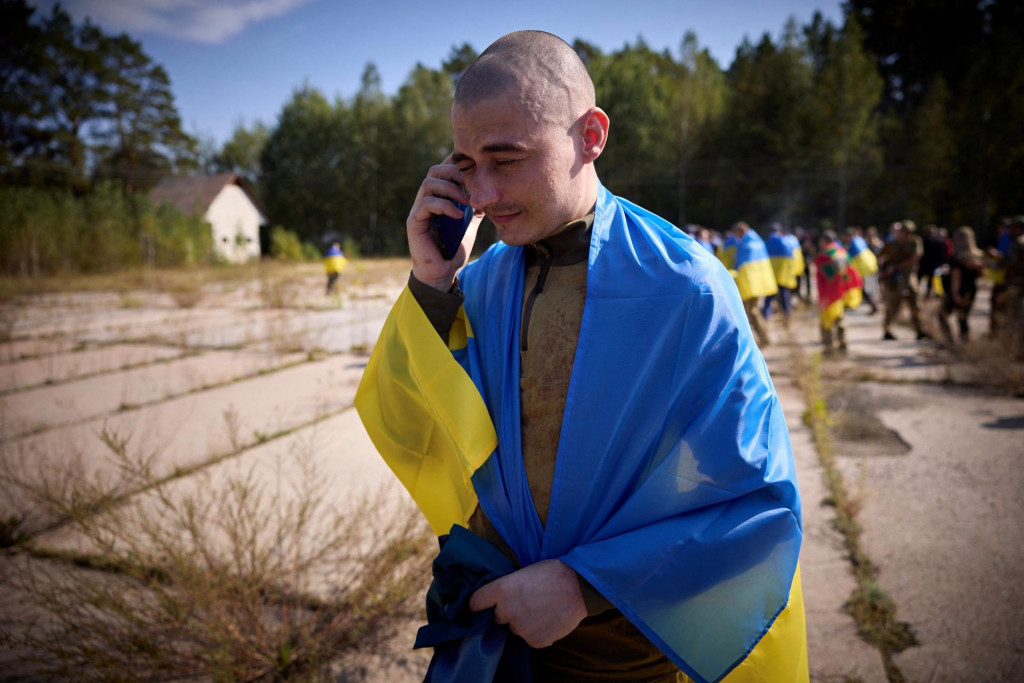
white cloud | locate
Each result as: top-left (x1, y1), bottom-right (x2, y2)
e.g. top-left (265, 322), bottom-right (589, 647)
top-left (51, 0), bottom-right (315, 44)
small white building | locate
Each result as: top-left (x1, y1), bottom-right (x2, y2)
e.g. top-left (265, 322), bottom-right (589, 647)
top-left (150, 173), bottom-right (267, 263)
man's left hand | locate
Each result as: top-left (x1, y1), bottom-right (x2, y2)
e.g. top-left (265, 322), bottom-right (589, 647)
top-left (468, 559), bottom-right (587, 649)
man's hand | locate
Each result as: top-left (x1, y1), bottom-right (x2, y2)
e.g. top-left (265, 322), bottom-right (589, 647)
top-left (407, 154), bottom-right (482, 292)
top-left (468, 559), bottom-right (587, 649)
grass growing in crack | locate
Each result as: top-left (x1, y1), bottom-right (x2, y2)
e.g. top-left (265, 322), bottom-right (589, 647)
top-left (793, 347), bottom-right (918, 682)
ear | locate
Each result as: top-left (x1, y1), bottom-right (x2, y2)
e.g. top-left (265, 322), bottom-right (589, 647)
top-left (579, 107), bottom-right (609, 163)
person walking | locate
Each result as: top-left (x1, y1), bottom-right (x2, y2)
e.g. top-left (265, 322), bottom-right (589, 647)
top-left (879, 220), bottom-right (929, 341)
top-left (729, 221), bottom-right (778, 346)
top-left (815, 231), bottom-right (863, 356)
top-left (323, 242), bottom-right (347, 295)
top-left (763, 224), bottom-right (802, 328)
top-left (937, 226), bottom-right (984, 346)
top-left (845, 227), bottom-right (879, 315)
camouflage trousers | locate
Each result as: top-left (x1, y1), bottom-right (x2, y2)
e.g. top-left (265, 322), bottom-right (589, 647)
top-left (882, 275), bottom-right (923, 335)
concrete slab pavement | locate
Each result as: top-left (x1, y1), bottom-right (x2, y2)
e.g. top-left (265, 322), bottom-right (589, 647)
top-left (775, 286), bottom-right (1024, 682)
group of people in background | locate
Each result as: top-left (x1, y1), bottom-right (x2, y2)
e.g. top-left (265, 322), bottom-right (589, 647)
top-left (687, 215), bottom-right (1024, 359)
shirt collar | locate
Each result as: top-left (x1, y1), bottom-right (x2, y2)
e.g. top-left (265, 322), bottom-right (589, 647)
top-left (526, 212), bottom-right (594, 267)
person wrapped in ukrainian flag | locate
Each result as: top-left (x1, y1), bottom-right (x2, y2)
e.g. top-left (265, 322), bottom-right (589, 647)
top-left (355, 30), bottom-right (806, 683)
top-left (726, 222), bottom-right (778, 347)
top-left (814, 230), bottom-right (864, 355)
top-left (323, 241), bottom-right (348, 295)
top-left (763, 224), bottom-right (804, 328)
top-left (844, 227), bottom-right (880, 315)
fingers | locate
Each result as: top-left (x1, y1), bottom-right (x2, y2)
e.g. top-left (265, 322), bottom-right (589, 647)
top-left (415, 157), bottom-right (469, 206)
top-left (408, 158), bottom-right (470, 233)
top-left (468, 581), bottom-right (499, 615)
top-left (406, 156), bottom-right (479, 291)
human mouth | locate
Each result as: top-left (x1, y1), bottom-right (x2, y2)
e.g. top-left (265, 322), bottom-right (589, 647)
top-left (487, 210), bottom-right (522, 226)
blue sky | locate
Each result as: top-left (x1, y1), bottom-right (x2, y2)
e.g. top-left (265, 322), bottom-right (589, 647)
top-left (31, 0), bottom-right (845, 148)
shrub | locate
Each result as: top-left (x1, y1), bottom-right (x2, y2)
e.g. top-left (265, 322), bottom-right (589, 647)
top-left (270, 226), bottom-right (306, 262)
top-left (0, 184), bottom-right (214, 275)
top-left (2, 429), bottom-right (434, 680)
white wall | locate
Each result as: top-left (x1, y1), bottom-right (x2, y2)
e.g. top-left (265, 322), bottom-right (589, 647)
top-left (205, 185), bottom-right (265, 263)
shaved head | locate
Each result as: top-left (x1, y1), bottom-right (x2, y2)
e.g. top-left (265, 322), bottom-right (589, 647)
top-left (454, 31), bottom-right (595, 127)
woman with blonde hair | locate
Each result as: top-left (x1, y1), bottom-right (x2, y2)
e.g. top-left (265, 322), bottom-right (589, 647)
top-left (938, 226), bottom-right (984, 345)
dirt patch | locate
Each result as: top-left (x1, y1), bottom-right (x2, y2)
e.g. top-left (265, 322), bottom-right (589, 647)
top-left (825, 383), bottom-right (913, 456)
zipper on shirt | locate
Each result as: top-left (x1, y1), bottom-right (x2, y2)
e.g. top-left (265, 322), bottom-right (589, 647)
top-left (521, 243), bottom-right (553, 353)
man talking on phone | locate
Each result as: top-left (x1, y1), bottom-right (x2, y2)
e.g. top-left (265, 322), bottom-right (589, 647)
top-left (356, 31), bottom-right (806, 683)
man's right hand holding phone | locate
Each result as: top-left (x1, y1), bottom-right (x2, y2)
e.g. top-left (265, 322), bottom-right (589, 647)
top-left (407, 154), bottom-right (482, 292)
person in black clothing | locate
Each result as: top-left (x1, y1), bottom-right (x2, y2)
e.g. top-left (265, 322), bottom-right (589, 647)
top-left (937, 226), bottom-right (984, 345)
top-left (918, 224), bottom-right (949, 299)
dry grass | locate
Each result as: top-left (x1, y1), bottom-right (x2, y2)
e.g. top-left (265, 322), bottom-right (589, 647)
top-left (0, 259), bottom-right (412, 298)
top-left (158, 273), bottom-right (205, 309)
top-left (0, 426), bottom-right (433, 681)
top-left (951, 336), bottom-right (1024, 397)
top-left (792, 348), bottom-right (917, 682)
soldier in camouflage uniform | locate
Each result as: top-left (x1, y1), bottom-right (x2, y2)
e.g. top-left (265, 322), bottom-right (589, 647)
top-left (879, 220), bottom-right (929, 341)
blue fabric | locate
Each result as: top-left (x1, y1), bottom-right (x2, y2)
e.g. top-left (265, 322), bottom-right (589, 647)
top-left (998, 230), bottom-right (1012, 255)
top-left (762, 287), bottom-right (793, 318)
top-left (415, 525), bottom-right (536, 683)
top-left (326, 245), bottom-right (343, 256)
top-left (735, 228), bottom-right (772, 267)
top-left (847, 235), bottom-right (870, 258)
top-left (766, 231), bottom-right (795, 258)
top-left (453, 185), bottom-right (802, 683)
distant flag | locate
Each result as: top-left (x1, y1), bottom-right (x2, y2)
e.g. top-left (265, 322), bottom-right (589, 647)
top-left (815, 240), bottom-right (863, 330)
top-left (846, 235), bottom-right (878, 276)
top-left (732, 229), bottom-right (779, 300)
top-left (766, 231), bottom-right (801, 290)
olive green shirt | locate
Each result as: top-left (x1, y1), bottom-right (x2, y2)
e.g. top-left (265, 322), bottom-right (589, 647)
top-left (409, 215), bottom-right (680, 681)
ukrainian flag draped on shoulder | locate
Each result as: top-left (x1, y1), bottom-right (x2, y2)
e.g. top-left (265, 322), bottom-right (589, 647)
top-left (766, 232), bottom-right (800, 289)
top-left (733, 230), bottom-right (779, 300)
top-left (356, 184), bottom-right (805, 683)
top-left (847, 235), bottom-right (878, 276)
top-left (786, 234), bottom-right (806, 277)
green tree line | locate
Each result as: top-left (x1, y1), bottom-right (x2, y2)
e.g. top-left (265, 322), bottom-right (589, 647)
top-left (3, 0), bottom-right (1022, 276)
top-left (1, 0), bottom-right (208, 274)
top-left (220, 0), bottom-right (1024, 254)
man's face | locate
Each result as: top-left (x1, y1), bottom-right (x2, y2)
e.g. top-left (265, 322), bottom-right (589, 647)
top-left (451, 89), bottom-right (586, 246)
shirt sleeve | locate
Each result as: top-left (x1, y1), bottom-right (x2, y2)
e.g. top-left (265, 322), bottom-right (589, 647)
top-left (407, 272), bottom-right (465, 345)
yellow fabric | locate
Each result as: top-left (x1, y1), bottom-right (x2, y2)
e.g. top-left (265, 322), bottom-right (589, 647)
top-left (932, 274), bottom-right (945, 297)
top-left (770, 256), bottom-right (798, 290)
top-left (353, 286), bottom-right (496, 535)
top-left (676, 566), bottom-right (807, 683)
top-left (984, 266), bottom-right (1005, 285)
top-left (843, 287), bottom-right (863, 311)
top-left (819, 299), bottom-right (847, 331)
top-left (734, 260), bottom-right (779, 301)
top-left (718, 244), bottom-right (736, 271)
top-left (850, 250), bottom-right (878, 276)
top-left (723, 564), bottom-right (808, 682)
top-left (792, 249), bottom-right (806, 277)
top-left (324, 255), bottom-right (348, 273)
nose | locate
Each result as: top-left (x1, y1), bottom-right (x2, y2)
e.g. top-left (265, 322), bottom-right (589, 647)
top-left (466, 169), bottom-right (501, 212)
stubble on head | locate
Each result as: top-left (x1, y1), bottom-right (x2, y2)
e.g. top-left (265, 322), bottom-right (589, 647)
top-left (450, 32), bottom-right (602, 245)
top-left (454, 31), bottom-right (595, 135)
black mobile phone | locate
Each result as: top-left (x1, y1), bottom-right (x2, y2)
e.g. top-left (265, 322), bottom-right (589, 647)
top-left (430, 199), bottom-right (473, 260)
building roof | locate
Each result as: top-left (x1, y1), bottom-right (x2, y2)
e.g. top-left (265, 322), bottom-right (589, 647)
top-left (150, 173), bottom-right (268, 219)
